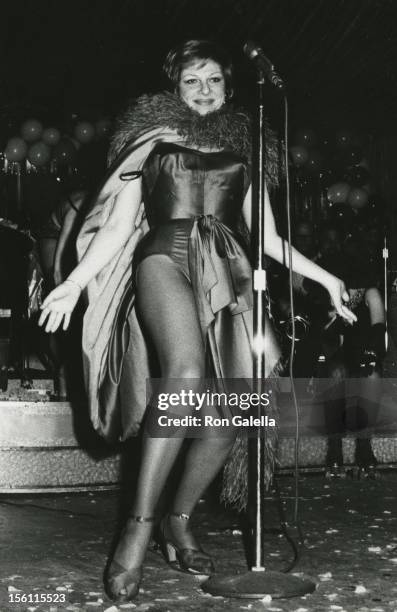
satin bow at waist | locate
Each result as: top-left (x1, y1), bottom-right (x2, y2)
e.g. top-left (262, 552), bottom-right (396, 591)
top-left (188, 214), bottom-right (253, 333)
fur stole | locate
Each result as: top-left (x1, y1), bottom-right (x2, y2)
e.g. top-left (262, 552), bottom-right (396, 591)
top-left (108, 91), bottom-right (281, 185)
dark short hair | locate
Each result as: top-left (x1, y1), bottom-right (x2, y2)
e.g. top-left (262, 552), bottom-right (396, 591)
top-left (163, 39), bottom-right (234, 96)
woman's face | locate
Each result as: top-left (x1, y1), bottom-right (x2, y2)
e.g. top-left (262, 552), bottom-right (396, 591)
top-left (178, 59), bottom-right (226, 115)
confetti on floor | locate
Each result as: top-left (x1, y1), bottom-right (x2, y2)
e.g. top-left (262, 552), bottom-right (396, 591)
top-left (1, 474), bottom-right (397, 611)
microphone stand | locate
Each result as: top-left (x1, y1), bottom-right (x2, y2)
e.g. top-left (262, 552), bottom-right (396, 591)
top-left (203, 67), bottom-right (315, 598)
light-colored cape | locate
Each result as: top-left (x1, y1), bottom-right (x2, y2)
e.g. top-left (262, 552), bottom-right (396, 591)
top-left (76, 128), bottom-right (185, 438)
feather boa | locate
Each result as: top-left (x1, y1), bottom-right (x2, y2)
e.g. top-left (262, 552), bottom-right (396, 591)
top-left (108, 91), bottom-right (281, 185)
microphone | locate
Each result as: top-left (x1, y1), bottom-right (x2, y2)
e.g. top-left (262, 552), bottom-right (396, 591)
top-left (243, 41), bottom-right (285, 90)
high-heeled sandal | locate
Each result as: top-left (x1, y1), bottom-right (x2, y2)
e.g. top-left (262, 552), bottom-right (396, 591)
top-left (105, 515), bottom-right (155, 602)
top-left (158, 512), bottom-right (215, 575)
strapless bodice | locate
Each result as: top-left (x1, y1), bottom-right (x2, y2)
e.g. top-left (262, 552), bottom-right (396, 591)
top-left (141, 142), bottom-right (249, 228)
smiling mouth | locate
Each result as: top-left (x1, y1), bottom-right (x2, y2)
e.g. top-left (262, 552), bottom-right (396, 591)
top-left (194, 99), bottom-right (215, 105)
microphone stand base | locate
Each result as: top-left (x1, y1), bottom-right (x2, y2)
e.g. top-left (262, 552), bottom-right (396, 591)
top-left (201, 569), bottom-right (316, 599)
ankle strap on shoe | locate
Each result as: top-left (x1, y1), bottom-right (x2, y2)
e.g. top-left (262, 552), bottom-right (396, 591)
top-left (169, 512), bottom-right (190, 520)
top-left (130, 515), bottom-right (155, 523)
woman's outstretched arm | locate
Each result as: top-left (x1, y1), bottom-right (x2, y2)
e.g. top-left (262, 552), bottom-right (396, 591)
top-left (67, 178), bottom-right (142, 289)
top-left (39, 178), bottom-right (142, 332)
top-left (243, 186), bottom-right (356, 323)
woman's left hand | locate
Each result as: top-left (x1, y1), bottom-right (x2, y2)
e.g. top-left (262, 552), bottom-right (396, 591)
top-left (326, 276), bottom-right (357, 324)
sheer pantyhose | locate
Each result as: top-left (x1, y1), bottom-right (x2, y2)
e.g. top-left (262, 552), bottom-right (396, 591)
top-left (112, 254), bottom-right (236, 571)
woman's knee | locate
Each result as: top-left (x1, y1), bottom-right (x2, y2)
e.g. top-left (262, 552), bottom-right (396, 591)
top-left (162, 360), bottom-right (205, 381)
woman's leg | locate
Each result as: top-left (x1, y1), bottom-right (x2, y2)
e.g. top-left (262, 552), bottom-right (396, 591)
top-left (111, 255), bottom-right (234, 573)
top-left (166, 435), bottom-right (236, 550)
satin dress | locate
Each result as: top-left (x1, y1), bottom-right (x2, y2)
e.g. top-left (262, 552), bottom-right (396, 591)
top-left (98, 142), bottom-right (281, 440)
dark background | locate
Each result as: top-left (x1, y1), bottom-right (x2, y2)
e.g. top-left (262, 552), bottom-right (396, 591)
top-left (0, 0), bottom-right (396, 127)
top-left (1, 0), bottom-right (397, 256)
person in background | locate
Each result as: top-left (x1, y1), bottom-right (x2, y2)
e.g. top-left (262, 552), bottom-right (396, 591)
top-left (37, 178), bottom-right (88, 398)
top-left (315, 221), bottom-right (385, 477)
top-left (273, 218), bottom-right (385, 477)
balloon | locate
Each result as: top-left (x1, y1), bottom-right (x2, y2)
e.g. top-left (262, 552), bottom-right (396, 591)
top-left (95, 118), bottom-right (112, 138)
top-left (42, 127), bottom-right (61, 146)
top-left (20, 119), bottom-right (43, 142)
top-left (294, 128), bottom-right (317, 147)
top-left (345, 165), bottom-right (371, 186)
top-left (290, 145), bottom-right (309, 167)
top-left (304, 150), bottom-right (323, 175)
top-left (348, 187), bottom-right (369, 209)
top-left (327, 181), bottom-right (351, 203)
top-left (27, 141), bottom-right (51, 166)
top-left (5, 137), bottom-right (28, 161)
top-left (52, 139), bottom-right (77, 164)
top-left (335, 130), bottom-right (352, 149)
top-left (74, 121), bottom-right (95, 144)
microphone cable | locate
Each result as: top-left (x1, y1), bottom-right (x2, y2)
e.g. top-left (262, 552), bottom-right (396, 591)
top-left (258, 92), bottom-right (305, 574)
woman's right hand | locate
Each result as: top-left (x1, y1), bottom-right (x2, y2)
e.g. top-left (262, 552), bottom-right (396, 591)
top-left (38, 280), bottom-right (82, 333)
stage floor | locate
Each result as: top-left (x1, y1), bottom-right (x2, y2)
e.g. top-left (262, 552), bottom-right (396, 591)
top-left (1, 472), bottom-right (396, 611)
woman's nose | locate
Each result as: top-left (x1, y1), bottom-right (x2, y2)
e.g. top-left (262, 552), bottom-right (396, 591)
top-left (199, 80), bottom-right (210, 94)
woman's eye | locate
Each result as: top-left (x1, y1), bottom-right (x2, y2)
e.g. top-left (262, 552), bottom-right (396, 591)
top-left (210, 77), bottom-right (222, 83)
top-left (185, 79), bottom-right (198, 85)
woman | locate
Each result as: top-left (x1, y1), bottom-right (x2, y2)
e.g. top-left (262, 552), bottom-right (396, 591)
top-left (39, 40), bottom-right (355, 602)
